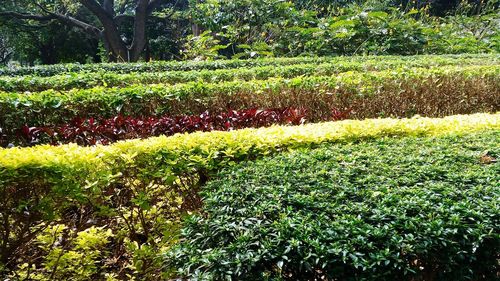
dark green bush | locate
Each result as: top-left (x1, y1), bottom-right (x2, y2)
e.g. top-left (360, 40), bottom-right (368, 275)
top-left (166, 131), bottom-right (500, 280)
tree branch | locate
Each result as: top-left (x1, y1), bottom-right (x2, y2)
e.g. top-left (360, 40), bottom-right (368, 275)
top-left (34, 4), bottom-right (101, 37)
top-left (0, 11), bottom-right (55, 21)
top-left (113, 13), bottom-right (174, 25)
top-left (79, 0), bottom-right (113, 22)
top-left (79, 0), bottom-right (129, 61)
top-left (0, 8), bottom-right (100, 38)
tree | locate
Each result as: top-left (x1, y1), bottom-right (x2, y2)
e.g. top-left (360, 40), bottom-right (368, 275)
top-left (0, 35), bottom-right (13, 65)
top-left (0, 0), bottom-right (176, 62)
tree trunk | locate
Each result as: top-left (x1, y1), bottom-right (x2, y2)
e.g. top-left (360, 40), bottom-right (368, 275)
top-left (97, 0), bottom-right (149, 62)
top-left (192, 23), bottom-right (201, 36)
top-left (80, 0), bottom-right (131, 62)
top-left (128, 0), bottom-right (149, 62)
top-left (1, 0), bottom-right (163, 63)
top-left (102, 30), bottom-right (128, 62)
top-left (144, 40), bottom-right (151, 62)
top-left (40, 43), bottom-right (57, 65)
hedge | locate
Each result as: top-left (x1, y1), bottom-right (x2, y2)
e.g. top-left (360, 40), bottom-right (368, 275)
top-left (1, 54), bottom-right (495, 77)
top-left (16, 107), bottom-right (312, 146)
top-left (0, 113), bottom-right (499, 279)
top-left (0, 55), bottom-right (495, 92)
top-left (1, 64), bottom-right (498, 144)
top-left (165, 131), bottom-right (499, 280)
top-left (0, 56), bottom-right (328, 77)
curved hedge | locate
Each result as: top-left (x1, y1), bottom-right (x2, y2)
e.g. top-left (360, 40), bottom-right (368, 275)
top-left (0, 55), bottom-right (495, 92)
top-left (165, 131), bottom-right (500, 280)
top-left (1, 65), bottom-right (498, 143)
top-left (1, 113), bottom-right (499, 279)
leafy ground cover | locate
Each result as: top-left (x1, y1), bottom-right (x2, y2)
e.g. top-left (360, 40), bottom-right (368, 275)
top-left (166, 131), bottom-right (500, 280)
top-left (1, 114), bottom-right (498, 279)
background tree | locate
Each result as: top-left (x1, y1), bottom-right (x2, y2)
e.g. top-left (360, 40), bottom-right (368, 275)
top-left (0, 35), bottom-right (13, 65)
top-left (0, 0), bottom-right (497, 64)
top-left (0, 0), bottom-right (179, 62)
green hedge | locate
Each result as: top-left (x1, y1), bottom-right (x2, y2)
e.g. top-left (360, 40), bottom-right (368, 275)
top-left (165, 131), bottom-right (500, 280)
top-left (1, 114), bottom-right (498, 279)
top-left (1, 65), bottom-right (498, 140)
top-left (0, 56), bottom-right (333, 77)
top-left (0, 55), bottom-right (495, 92)
top-left (2, 54), bottom-right (495, 77)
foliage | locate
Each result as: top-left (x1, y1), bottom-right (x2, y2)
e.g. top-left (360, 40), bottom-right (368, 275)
top-left (9, 22), bottom-right (99, 65)
top-left (0, 5), bottom-right (100, 65)
top-left (0, 0), bottom-right (186, 62)
top-left (0, 54), bottom-right (493, 92)
top-left (1, 62), bottom-right (498, 146)
top-left (281, 7), bottom-right (429, 56)
top-left (1, 113), bottom-right (499, 278)
top-left (17, 107), bottom-right (311, 146)
top-left (423, 12), bottom-right (500, 54)
top-left (13, 225), bottom-right (113, 280)
top-left (181, 31), bottom-right (228, 60)
top-left (0, 33), bottom-right (13, 65)
top-left (0, 55), bottom-right (331, 77)
top-left (186, 0), bottom-right (500, 58)
top-left (188, 0), bottom-right (310, 58)
top-left (165, 131), bottom-right (500, 280)
top-left (0, 0), bottom-right (498, 64)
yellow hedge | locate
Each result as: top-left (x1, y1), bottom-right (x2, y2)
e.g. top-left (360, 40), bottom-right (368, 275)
top-left (2, 113), bottom-right (499, 171)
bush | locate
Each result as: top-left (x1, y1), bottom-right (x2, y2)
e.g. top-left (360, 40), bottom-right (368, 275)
top-left (1, 63), bottom-right (498, 145)
top-left (165, 131), bottom-right (500, 280)
top-left (0, 54), bottom-right (493, 92)
top-left (188, 1), bottom-right (500, 58)
top-left (0, 56), bottom-right (332, 77)
top-left (1, 114), bottom-right (498, 278)
top-left (423, 12), bottom-right (500, 54)
top-left (17, 107), bottom-right (312, 146)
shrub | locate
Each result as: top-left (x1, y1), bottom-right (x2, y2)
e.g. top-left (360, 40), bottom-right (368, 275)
top-left (16, 107), bottom-right (311, 146)
top-left (188, 1), bottom-right (500, 58)
top-left (0, 54), bottom-right (494, 92)
top-left (1, 114), bottom-right (498, 278)
top-left (0, 56), bottom-right (332, 77)
top-left (1, 64), bottom-right (498, 145)
top-left (165, 131), bottom-right (500, 280)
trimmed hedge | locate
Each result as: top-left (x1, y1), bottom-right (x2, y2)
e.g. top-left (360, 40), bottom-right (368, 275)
top-left (1, 65), bottom-right (498, 144)
top-left (0, 56), bottom-right (338, 77)
top-left (1, 54), bottom-right (495, 77)
top-left (1, 113), bottom-right (499, 278)
top-left (17, 107), bottom-right (311, 146)
top-left (0, 55), bottom-right (495, 92)
top-left (166, 131), bottom-right (500, 280)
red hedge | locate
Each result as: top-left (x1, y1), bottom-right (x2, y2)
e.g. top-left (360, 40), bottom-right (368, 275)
top-left (16, 107), bottom-right (350, 146)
